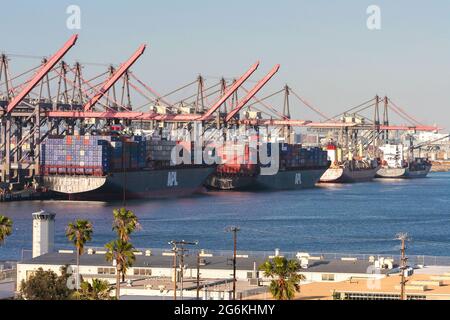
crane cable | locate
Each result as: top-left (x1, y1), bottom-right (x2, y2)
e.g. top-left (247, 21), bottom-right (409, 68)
top-left (289, 88), bottom-right (330, 120)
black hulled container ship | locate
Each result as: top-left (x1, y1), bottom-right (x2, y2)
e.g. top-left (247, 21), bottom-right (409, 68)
top-left (39, 134), bottom-right (215, 200)
top-left (206, 142), bottom-right (330, 191)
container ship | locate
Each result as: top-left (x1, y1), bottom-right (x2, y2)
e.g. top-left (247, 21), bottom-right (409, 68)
top-left (376, 144), bottom-right (432, 179)
top-left (319, 143), bottom-right (380, 183)
top-left (39, 134), bottom-right (215, 200)
top-left (206, 142), bottom-right (330, 191)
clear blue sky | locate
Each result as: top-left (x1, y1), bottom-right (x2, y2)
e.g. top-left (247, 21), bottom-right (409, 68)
top-left (1, 0), bottom-right (449, 129)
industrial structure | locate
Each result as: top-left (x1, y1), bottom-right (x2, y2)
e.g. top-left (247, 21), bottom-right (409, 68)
top-left (0, 35), bottom-right (442, 200)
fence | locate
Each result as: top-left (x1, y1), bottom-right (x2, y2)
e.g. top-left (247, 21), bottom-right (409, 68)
top-left (0, 269), bottom-right (16, 283)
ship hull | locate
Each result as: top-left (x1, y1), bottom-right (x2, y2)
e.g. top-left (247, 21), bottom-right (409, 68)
top-left (376, 165), bottom-right (431, 179)
top-left (320, 166), bottom-right (380, 183)
top-left (206, 167), bottom-right (328, 191)
top-left (42, 166), bottom-right (215, 200)
top-left (254, 168), bottom-right (328, 190)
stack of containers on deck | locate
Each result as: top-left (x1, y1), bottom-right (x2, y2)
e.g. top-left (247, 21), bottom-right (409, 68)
top-left (109, 136), bottom-right (147, 171)
top-left (145, 140), bottom-right (176, 167)
top-left (109, 136), bottom-right (124, 170)
top-left (40, 135), bottom-right (111, 175)
top-left (304, 146), bottom-right (328, 168)
top-left (136, 137), bottom-right (147, 168)
top-left (263, 143), bottom-right (328, 169)
top-left (217, 142), bottom-right (254, 174)
top-left (259, 142), bottom-right (276, 168)
top-left (176, 141), bottom-right (195, 165)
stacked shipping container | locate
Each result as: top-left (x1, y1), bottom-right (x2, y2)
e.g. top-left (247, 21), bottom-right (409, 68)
top-left (216, 142), bottom-right (257, 175)
top-left (40, 135), bottom-right (111, 176)
top-left (215, 142), bottom-right (329, 174)
top-left (146, 140), bottom-right (176, 162)
top-left (109, 136), bottom-right (147, 171)
top-left (40, 135), bottom-right (191, 176)
top-left (262, 143), bottom-right (329, 169)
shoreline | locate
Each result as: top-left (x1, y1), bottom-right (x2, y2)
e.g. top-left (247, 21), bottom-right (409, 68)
top-left (431, 161), bottom-right (450, 172)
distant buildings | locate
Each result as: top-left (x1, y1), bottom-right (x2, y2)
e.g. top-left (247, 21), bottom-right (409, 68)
top-left (413, 132), bottom-right (450, 161)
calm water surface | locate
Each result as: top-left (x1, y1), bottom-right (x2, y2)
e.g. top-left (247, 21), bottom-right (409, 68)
top-left (1, 172), bottom-right (450, 260)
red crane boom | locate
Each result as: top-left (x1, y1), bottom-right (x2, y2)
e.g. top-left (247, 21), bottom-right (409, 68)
top-left (83, 44), bottom-right (146, 111)
top-left (200, 61), bottom-right (259, 120)
top-left (44, 110), bottom-right (202, 122)
top-left (6, 34), bottom-right (78, 113)
top-left (225, 64), bottom-right (280, 122)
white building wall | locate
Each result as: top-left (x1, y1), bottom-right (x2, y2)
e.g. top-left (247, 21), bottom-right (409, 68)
top-left (18, 262), bottom-right (385, 289)
top-left (16, 264), bottom-right (62, 290)
top-left (299, 272), bottom-right (385, 283)
top-left (17, 258), bottom-right (387, 297)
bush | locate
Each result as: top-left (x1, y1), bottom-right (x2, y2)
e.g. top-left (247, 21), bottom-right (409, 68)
top-left (19, 266), bottom-right (75, 300)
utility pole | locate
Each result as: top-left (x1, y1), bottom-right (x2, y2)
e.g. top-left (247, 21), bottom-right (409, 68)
top-left (196, 252), bottom-right (201, 300)
top-left (179, 246), bottom-right (187, 299)
top-left (396, 233), bottom-right (409, 301)
top-left (169, 240), bottom-right (199, 300)
top-left (225, 226), bottom-right (240, 300)
top-left (169, 241), bottom-right (178, 301)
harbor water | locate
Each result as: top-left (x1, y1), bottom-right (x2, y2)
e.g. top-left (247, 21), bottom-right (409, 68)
top-left (1, 172), bottom-right (450, 260)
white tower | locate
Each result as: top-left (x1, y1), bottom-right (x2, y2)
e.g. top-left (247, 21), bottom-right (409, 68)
top-left (32, 210), bottom-right (55, 258)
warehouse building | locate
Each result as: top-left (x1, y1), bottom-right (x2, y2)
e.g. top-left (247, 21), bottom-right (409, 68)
top-left (16, 249), bottom-right (388, 299)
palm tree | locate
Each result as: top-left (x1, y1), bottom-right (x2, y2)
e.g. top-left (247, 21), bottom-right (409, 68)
top-left (66, 220), bottom-right (93, 290)
top-left (105, 239), bottom-right (136, 300)
top-left (0, 215), bottom-right (13, 246)
top-left (259, 256), bottom-right (305, 300)
top-left (112, 207), bottom-right (140, 242)
top-left (112, 208), bottom-right (140, 282)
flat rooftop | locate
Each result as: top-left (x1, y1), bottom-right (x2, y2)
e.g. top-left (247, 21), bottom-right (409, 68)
top-left (246, 269), bottom-right (450, 300)
top-left (20, 252), bottom-right (386, 274)
top-left (121, 278), bottom-right (255, 292)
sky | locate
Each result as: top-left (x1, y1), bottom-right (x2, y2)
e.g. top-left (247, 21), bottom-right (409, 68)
top-left (1, 0), bottom-right (450, 129)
